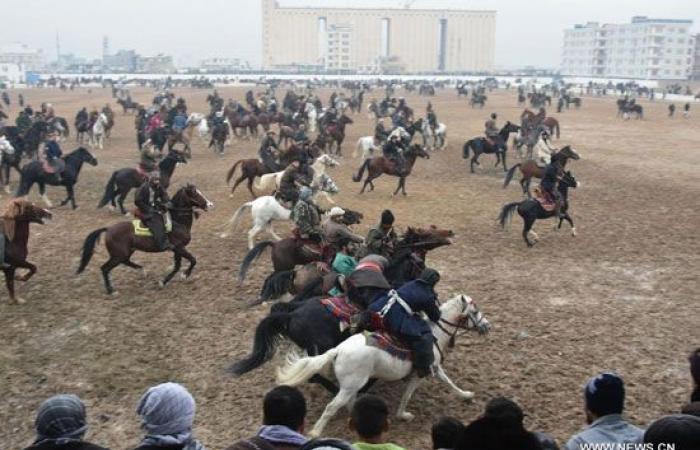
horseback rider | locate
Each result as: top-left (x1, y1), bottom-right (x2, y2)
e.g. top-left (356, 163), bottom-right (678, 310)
top-left (366, 268), bottom-right (442, 378)
top-left (426, 102), bottom-right (438, 135)
top-left (15, 109), bottom-right (32, 134)
top-left (328, 237), bottom-right (359, 297)
top-left (171, 109), bottom-right (188, 135)
top-left (279, 158), bottom-right (310, 204)
top-left (374, 118), bottom-right (389, 143)
top-left (365, 209), bottom-right (398, 259)
top-left (259, 130), bottom-right (279, 172)
top-left (291, 186), bottom-right (322, 248)
top-left (139, 144), bottom-right (160, 174)
top-left (382, 134), bottom-right (406, 173)
top-left (43, 131), bottom-right (65, 175)
top-left (75, 107), bottom-right (88, 127)
top-left (134, 172), bottom-right (173, 251)
top-left (322, 206), bottom-right (364, 251)
top-left (484, 113), bottom-right (500, 147)
top-left (540, 158), bottom-right (563, 217)
top-left (136, 106), bottom-right (148, 149)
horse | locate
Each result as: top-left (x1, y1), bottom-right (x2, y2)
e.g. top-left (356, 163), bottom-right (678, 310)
top-left (89, 113), bottom-right (108, 149)
top-left (49, 117), bottom-right (70, 141)
top-left (521, 109), bottom-right (560, 139)
top-left (75, 118), bottom-right (91, 144)
top-left (421, 120), bottom-right (447, 150)
top-left (98, 150), bottom-right (188, 215)
top-left (254, 154), bottom-right (339, 197)
top-left (0, 134), bottom-right (20, 193)
top-left (322, 114), bottom-right (353, 156)
top-left (354, 136), bottom-right (380, 160)
top-left (352, 144), bottom-right (430, 195)
top-left (76, 184), bottom-right (213, 294)
top-left (116, 98), bottom-right (140, 114)
top-left (1, 200), bottom-right (52, 304)
top-left (498, 171), bottom-right (579, 247)
top-left (276, 294), bottom-right (490, 437)
top-left (624, 104), bottom-right (644, 120)
top-left (15, 147), bottom-right (98, 209)
top-left (462, 122), bottom-right (520, 173)
top-left (183, 113), bottom-right (209, 142)
top-left (504, 145), bottom-right (580, 196)
top-left (226, 159), bottom-right (276, 198)
top-left (208, 121), bottom-right (229, 154)
top-left (470, 94), bottom-right (487, 108)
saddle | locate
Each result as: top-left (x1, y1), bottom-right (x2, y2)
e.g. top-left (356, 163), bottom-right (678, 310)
top-left (320, 296), bottom-right (360, 325)
top-left (136, 165), bottom-right (150, 179)
top-left (292, 229), bottom-right (324, 260)
top-left (132, 214), bottom-right (173, 237)
top-left (325, 124), bottom-right (338, 135)
top-left (532, 187), bottom-right (557, 212)
top-left (365, 332), bottom-right (413, 361)
top-left (42, 159), bottom-right (64, 175)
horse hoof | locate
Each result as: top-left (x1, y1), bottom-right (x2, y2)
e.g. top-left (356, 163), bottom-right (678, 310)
top-left (459, 390), bottom-right (475, 401)
top-left (553, 224), bottom-right (560, 231)
top-left (220, 233), bottom-right (229, 239)
top-left (158, 280), bottom-right (165, 288)
top-left (571, 227), bottom-right (577, 237)
top-left (15, 297), bottom-right (26, 305)
top-left (397, 412), bottom-right (415, 422)
top-left (180, 272), bottom-right (188, 280)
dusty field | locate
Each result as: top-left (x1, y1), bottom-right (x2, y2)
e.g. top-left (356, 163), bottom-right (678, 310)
top-left (1, 86), bottom-right (699, 449)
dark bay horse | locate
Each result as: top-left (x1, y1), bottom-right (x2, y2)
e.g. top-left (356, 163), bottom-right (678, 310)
top-left (116, 98), bottom-right (141, 114)
top-left (208, 122), bottom-right (229, 154)
top-left (352, 144), bottom-right (429, 195)
top-left (323, 114), bottom-right (353, 156)
top-left (15, 147), bottom-right (98, 209)
top-left (503, 145), bottom-right (580, 196)
top-left (228, 226), bottom-right (454, 383)
top-left (1, 200), bottom-right (52, 304)
top-left (226, 159), bottom-right (275, 198)
top-left (498, 171), bottom-right (579, 247)
top-left (23, 120), bottom-right (49, 159)
top-left (98, 150), bottom-right (188, 214)
top-left (462, 121), bottom-right (520, 173)
top-left (521, 109), bottom-right (560, 138)
top-left (77, 184), bottom-right (213, 294)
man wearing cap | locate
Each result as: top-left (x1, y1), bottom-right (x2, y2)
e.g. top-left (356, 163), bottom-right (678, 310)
top-left (364, 209), bottom-right (398, 259)
top-left (279, 159), bottom-right (307, 204)
top-left (134, 173), bottom-right (173, 251)
top-left (292, 186), bottom-right (321, 243)
top-left (366, 268), bottom-right (443, 378)
top-left (43, 131), bottom-right (65, 176)
top-left (565, 372), bottom-right (644, 450)
top-left (322, 207), bottom-right (364, 251)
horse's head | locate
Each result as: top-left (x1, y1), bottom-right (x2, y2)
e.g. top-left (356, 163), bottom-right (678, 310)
top-left (168, 149), bottom-right (188, 164)
top-left (176, 184), bottom-right (214, 212)
top-left (558, 145), bottom-right (581, 161)
top-left (339, 114), bottom-right (353, 125)
top-left (400, 225), bottom-right (453, 251)
top-left (503, 121), bottom-right (520, 134)
top-left (407, 144), bottom-right (430, 160)
top-left (440, 295), bottom-right (490, 336)
top-left (5, 199), bottom-right (52, 224)
top-left (74, 147), bottom-right (98, 166)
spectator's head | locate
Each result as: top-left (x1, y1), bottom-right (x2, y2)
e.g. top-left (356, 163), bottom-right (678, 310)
top-left (380, 209), bottom-right (394, 230)
top-left (483, 397), bottom-right (525, 428)
top-left (644, 414), bottom-right (700, 450)
top-left (136, 382), bottom-right (196, 441)
top-left (349, 395), bottom-right (390, 442)
top-left (584, 372), bottom-right (625, 422)
top-left (681, 402), bottom-right (700, 418)
top-left (299, 439), bottom-right (355, 450)
top-left (34, 394), bottom-right (88, 445)
top-left (456, 416), bottom-right (542, 450)
top-left (263, 386), bottom-right (307, 433)
top-left (431, 416), bottom-right (464, 450)
top-left (689, 348), bottom-right (700, 401)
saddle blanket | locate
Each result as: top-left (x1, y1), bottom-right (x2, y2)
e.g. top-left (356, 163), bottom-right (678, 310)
top-left (320, 296), bottom-right (359, 324)
top-left (533, 188), bottom-right (556, 212)
top-left (132, 216), bottom-right (172, 237)
top-left (365, 332), bottom-right (412, 361)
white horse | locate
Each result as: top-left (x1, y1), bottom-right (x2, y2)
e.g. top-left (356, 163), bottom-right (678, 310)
top-left (184, 113), bottom-right (210, 141)
top-left (222, 176), bottom-right (340, 248)
top-left (254, 154), bottom-right (340, 196)
top-left (354, 136), bottom-right (380, 159)
top-left (421, 121), bottom-right (447, 150)
top-left (277, 295), bottom-right (491, 437)
top-left (0, 136), bottom-right (15, 193)
top-left (90, 113), bottom-right (108, 149)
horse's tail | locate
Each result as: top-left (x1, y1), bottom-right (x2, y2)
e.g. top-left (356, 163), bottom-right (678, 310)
top-left (76, 228), bottom-right (108, 274)
top-left (503, 164), bottom-right (520, 188)
top-left (97, 171), bottom-right (118, 208)
top-left (498, 202), bottom-right (520, 228)
top-left (226, 312), bottom-right (291, 376)
top-left (259, 270), bottom-right (295, 302)
top-left (276, 346), bottom-right (340, 386)
top-left (224, 201), bottom-right (252, 236)
top-left (352, 158), bottom-right (371, 182)
top-left (554, 121), bottom-right (560, 139)
top-left (462, 140), bottom-right (471, 159)
top-left (239, 241), bottom-right (274, 283)
top-left (226, 159), bottom-right (244, 184)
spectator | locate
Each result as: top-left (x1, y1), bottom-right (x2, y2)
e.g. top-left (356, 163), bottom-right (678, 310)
top-left (226, 386), bottom-right (308, 450)
top-left (24, 394), bottom-right (109, 450)
top-left (133, 382), bottom-right (205, 450)
top-left (299, 439), bottom-right (354, 450)
top-left (689, 348), bottom-right (700, 402)
top-left (431, 416), bottom-right (463, 450)
top-left (483, 397), bottom-right (558, 450)
top-left (349, 395), bottom-right (405, 450)
top-left (565, 372), bottom-right (643, 450)
top-left (681, 402), bottom-right (700, 418)
top-left (643, 414), bottom-right (700, 450)
top-left (456, 415), bottom-right (542, 450)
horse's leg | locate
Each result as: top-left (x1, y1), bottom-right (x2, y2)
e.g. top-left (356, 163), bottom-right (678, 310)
top-left (309, 387), bottom-right (360, 438)
top-left (562, 212), bottom-right (576, 236)
top-left (179, 248), bottom-right (197, 279)
top-left (117, 191), bottom-right (129, 215)
top-left (435, 364), bottom-right (474, 400)
top-left (401, 177), bottom-right (407, 196)
top-left (13, 260), bottom-right (37, 283)
top-left (266, 222), bottom-right (282, 241)
top-left (248, 224), bottom-right (264, 250)
top-left (39, 183), bottom-right (53, 208)
top-left (123, 260), bottom-right (143, 270)
top-left (393, 177), bottom-right (402, 196)
top-left (160, 252), bottom-right (182, 286)
top-left (3, 267), bottom-right (20, 304)
top-left (523, 215), bottom-right (537, 247)
top-left (525, 178), bottom-right (532, 198)
top-left (396, 375), bottom-right (422, 421)
top-left (231, 174), bottom-right (247, 196)
top-left (502, 150), bottom-right (508, 172)
top-left (100, 256), bottom-right (123, 295)
top-left (470, 154), bottom-right (478, 173)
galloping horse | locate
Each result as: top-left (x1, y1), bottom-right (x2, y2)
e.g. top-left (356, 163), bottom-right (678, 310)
top-left (352, 144), bottom-right (429, 195)
top-left (462, 122), bottom-right (520, 173)
top-left (116, 98), bottom-right (140, 114)
top-left (226, 158), bottom-right (276, 198)
top-left (498, 171), bottom-right (579, 246)
top-left (77, 184), bottom-right (213, 294)
top-left (209, 121), bottom-right (229, 154)
top-left (503, 145), bottom-right (580, 196)
top-left (15, 147), bottom-right (98, 209)
top-left (521, 109), bottom-right (560, 138)
top-left (98, 150), bottom-right (188, 215)
top-left (1, 200), bottom-right (52, 304)
top-left (322, 114), bottom-right (353, 156)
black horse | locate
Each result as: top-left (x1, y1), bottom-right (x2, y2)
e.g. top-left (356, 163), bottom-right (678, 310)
top-left (15, 147), bottom-right (98, 209)
top-left (1, 127), bottom-right (26, 192)
top-left (23, 121), bottom-right (49, 159)
top-left (498, 171), bottom-right (579, 247)
top-left (208, 121), bottom-right (229, 154)
top-left (97, 150), bottom-right (187, 215)
top-left (462, 121), bottom-right (520, 173)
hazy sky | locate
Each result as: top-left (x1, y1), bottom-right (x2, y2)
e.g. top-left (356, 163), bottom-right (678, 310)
top-left (1, 0), bottom-right (698, 69)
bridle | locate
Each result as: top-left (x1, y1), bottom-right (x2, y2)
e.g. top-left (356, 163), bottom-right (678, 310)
top-left (433, 295), bottom-right (486, 362)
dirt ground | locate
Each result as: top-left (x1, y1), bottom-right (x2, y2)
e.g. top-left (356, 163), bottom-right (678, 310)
top-left (1, 85), bottom-right (698, 450)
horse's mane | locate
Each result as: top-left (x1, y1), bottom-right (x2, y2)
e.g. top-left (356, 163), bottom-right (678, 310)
top-left (2, 199), bottom-right (30, 240)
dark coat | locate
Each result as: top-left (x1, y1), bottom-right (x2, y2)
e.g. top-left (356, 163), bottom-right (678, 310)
top-left (540, 163), bottom-right (558, 192)
top-left (369, 280), bottom-right (440, 337)
top-left (225, 436), bottom-right (302, 450)
top-left (25, 441), bottom-right (110, 450)
top-left (134, 182), bottom-right (169, 218)
top-left (44, 141), bottom-right (62, 159)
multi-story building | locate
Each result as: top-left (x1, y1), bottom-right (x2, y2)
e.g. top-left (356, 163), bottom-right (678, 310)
top-left (136, 54), bottom-right (175, 73)
top-left (103, 49), bottom-right (138, 72)
top-left (200, 57), bottom-right (249, 72)
top-left (692, 34), bottom-right (700, 80)
top-left (0, 43), bottom-right (46, 71)
top-left (261, 0), bottom-right (495, 73)
top-left (561, 17), bottom-right (694, 80)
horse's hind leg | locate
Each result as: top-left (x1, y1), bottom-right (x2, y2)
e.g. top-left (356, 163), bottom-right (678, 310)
top-left (523, 216), bottom-right (537, 247)
top-left (396, 375), bottom-right (422, 421)
top-left (393, 178), bottom-right (402, 196)
top-left (100, 256), bottom-right (123, 295)
top-left (561, 212), bottom-right (576, 236)
top-left (309, 387), bottom-right (360, 438)
top-left (179, 248), bottom-right (197, 279)
top-left (230, 175), bottom-right (247, 196)
top-left (39, 184), bottom-right (53, 208)
top-left (117, 191), bottom-right (129, 215)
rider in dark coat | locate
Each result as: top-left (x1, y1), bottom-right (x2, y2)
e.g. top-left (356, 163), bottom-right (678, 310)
top-left (134, 174), bottom-right (173, 251)
top-left (382, 135), bottom-right (406, 173)
top-left (367, 268), bottom-right (442, 377)
top-left (278, 159), bottom-right (307, 204)
top-left (43, 132), bottom-right (65, 175)
top-left (374, 119), bottom-right (389, 142)
top-left (540, 160), bottom-right (562, 216)
top-left (259, 131), bottom-right (279, 172)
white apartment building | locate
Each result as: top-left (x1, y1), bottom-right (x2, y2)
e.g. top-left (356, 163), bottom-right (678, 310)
top-left (561, 17), bottom-right (694, 80)
top-left (0, 43), bottom-right (46, 71)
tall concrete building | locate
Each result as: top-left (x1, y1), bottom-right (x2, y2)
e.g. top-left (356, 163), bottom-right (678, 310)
top-left (561, 17), bottom-right (694, 80)
top-left (692, 34), bottom-right (700, 80)
top-left (261, 0), bottom-right (495, 73)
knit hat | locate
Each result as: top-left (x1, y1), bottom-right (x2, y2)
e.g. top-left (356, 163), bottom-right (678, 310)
top-left (644, 414), bottom-right (700, 450)
top-left (584, 372), bottom-right (625, 417)
top-left (380, 209), bottom-right (394, 226)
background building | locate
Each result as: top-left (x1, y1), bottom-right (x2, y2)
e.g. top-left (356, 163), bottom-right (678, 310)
top-left (0, 43), bottom-right (46, 71)
top-left (561, 17), bottom-right (694, 80)
top-left (692, 34), bottom-right (700, 80)
top-left (261, 0), bottom-right (495, 73)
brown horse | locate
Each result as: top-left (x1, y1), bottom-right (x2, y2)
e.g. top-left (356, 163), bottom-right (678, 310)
top-left (76, 184), bottom-right (213, 294)
top-left (521, 109), bottom-right (560, 138)
top-left (1, 199), bottom-right (52, 304)
top-left (352, 144), bottom-right (430, 195)
top-left (323, 114), bottom-right (353, 155)
top-left (226, 159), bottom-right (274, 198)
top-left (503, 145), bottom-right (580, 196)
